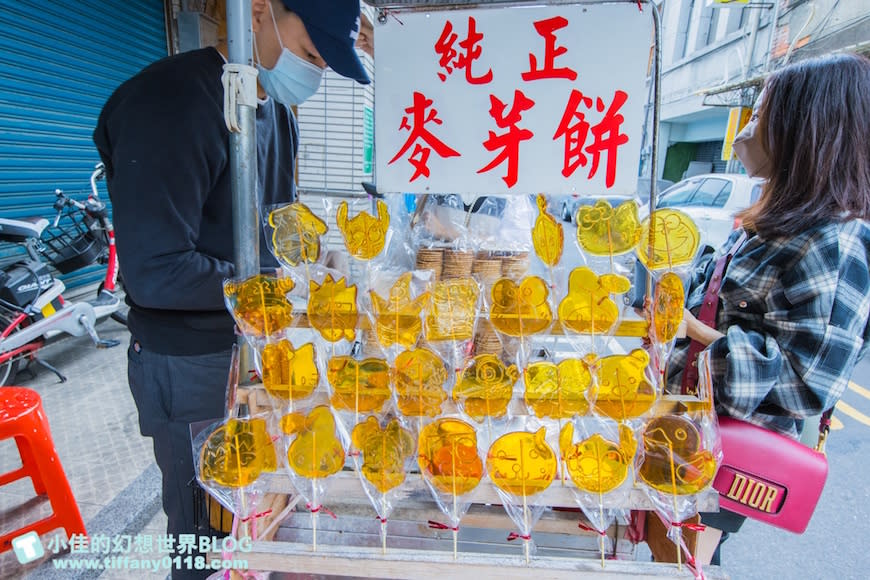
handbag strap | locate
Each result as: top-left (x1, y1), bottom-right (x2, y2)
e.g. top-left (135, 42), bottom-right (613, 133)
top-left (679, 232), bottom-right (747, 395)
top-left (678, 232), bottom-right (836, 451)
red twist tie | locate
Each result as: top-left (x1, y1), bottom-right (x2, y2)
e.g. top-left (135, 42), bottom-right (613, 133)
top-left (347, 450), bottom-right (361, 457)
top-left (241, 509), bottom-right (273, 523)
top-left (306, 503), bottom-right (338, 519)
top-left (248, 369), bottom-right (260, 382)
top-left (376, 516), bottom-right (388, 524)
top-left (428, 520), bottom-right (458, 532)
top-left (507, 532), bottom-right (531, 542)
top-left (577, 522), bottom-right (608, 537)
top-left (671, 521), bottom-right (706, 533)
top-left (636, 0), bottom-right (643, 12)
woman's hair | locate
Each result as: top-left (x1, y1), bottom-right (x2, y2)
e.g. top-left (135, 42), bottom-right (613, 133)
top-left (737, 53), bottom-right (870, 238)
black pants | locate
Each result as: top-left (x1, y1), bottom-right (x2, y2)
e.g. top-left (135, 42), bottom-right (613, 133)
top-left (127, 337), bottom-right (232, 580)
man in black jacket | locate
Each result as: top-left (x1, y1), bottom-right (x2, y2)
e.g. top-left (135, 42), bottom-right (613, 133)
top-left (93, 1), bottom-right (369, 577)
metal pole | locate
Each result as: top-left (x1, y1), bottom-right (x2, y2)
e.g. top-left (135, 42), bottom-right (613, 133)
top-left (645, 1), bottom-right (662, 304)
top-left (226, 0), bottom-right (259, 380)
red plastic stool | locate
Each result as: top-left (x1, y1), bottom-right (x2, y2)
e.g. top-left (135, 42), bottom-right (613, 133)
top-left (0, 387), bottom-right (86, 552)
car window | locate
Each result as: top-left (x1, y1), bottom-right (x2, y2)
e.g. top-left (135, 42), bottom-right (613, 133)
top-left (711, 182), bottom-right (733, 208)
top-left (657, 180), bottom-right (699, 208)
top-left (750, 184), bottom-right (763, 203)
top-left (691, 178), bottom-right (730, 207)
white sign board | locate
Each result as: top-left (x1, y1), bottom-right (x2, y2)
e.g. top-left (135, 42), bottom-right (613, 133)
top-left (375, 3), bottom-right (652, 195)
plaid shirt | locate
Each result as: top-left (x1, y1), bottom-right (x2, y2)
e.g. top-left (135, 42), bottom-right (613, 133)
top-left (667, 220), bottom-right (870, 437)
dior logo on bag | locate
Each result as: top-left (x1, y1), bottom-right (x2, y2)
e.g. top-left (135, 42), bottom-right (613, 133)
top-left (719, 467), bottom-right (785, 514)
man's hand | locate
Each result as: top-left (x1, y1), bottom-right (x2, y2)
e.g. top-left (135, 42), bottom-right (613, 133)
top-left (356, 12), bottom-right (374, 57)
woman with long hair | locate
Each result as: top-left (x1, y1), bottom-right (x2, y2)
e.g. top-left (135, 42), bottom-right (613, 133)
top-left (665, 52), bottom-right (870, 563)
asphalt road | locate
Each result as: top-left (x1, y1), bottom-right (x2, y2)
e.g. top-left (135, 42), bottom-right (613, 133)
top-left (722, 352), bottom-right (870, 579)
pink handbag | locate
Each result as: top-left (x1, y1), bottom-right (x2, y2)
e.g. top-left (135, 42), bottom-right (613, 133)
top-left (681, 234), bottom-right (832, 534)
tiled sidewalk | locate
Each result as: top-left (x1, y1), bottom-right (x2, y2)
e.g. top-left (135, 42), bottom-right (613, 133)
top-left (0, 320), bottom-right (167, 579)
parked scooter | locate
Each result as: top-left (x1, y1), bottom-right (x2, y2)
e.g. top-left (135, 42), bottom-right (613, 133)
top-left (0, 163), bottom-right (125, 385)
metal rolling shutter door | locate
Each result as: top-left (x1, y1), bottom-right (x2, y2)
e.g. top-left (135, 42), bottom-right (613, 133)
top-left (0, 0), bottom-right (167, 290)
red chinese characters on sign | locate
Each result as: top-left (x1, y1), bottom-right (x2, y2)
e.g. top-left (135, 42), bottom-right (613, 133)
top-left (389, 91), bottom-right (461, 182)
top-left (477, 90), bottom-right (535, 188)
top-left (435, 17), bottom-right (494, 85)
top-left (521, 17), bottom-right (578, 82)
top-left (553, 89), bottom-right (629, 188)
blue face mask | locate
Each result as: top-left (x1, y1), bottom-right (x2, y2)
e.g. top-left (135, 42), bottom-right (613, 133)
top-left (256, 5), bottom-right (323, 105)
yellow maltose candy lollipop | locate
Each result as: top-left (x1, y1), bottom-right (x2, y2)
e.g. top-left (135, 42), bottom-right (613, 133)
top-left (576, 199), bottom-right (642, 256)
top-left (261, 340), bottom-right (319, 402)
top-left (425, 278), bottom-right (480, 342)
top-left (392, 348), bottom-right (448, 417)
top-left (326, 356), bottom-right (391, 414)
top-left (199, 418), bottom-right (277, 488)
top-left (531, 194), bottom-right (563, 267)
top-left (637, 209), bottom-right (701, 270)
top-left (351, 417), bottom-right (415, 493)
top-left (486, 428), bottom-right (557, 497)
top-left (281, 406), bottom-right (346, 479)
top-left (370, 272), bottom-right (430, 348)
top-left (269, 202), bottom-right (328, 267)
top-left (638, 415), bottom-right (717, 495)
top-left (308, 275), bottom-right (358, 342)
top-left (336, 199), bottom-right (390, 261)
top-left (591, 349), bottom-right (657, 420)
top-left (557, 267), bottom-right (628, 335)
top-left (559, 423), bottom-right (636, 494)
top-left (224, 275), bottom-right (295, 338)
top-left (489, 276), bottom-right (552, 337)
top-left (418, 419), bottom-right (484, 495)
top-left (653, 272), bottom-right (685, 342)
top-left (523, 358), bottom-right (592, 419)
top-left (453, 354), bottom-right (519, 422)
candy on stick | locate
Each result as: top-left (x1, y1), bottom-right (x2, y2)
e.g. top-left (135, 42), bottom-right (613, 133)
top-left (653, 272), bottom-right (686, 343)
top-left (370, 272), bottom-right (430, 348)
top-left (557, 267), bottom-right (629, 335)
top-left (637, 209), bottom-right (700, 271)
top-left (452, 354), bottom-right (519, 423)
top-left (486, 428), bottom-right (557, 562)
top-left (308, 274), bottom-right (358, 342)
top-left (336, 199), bottom-right (390, 261)
top-left (489, 276), bottom-right (553, 337)
top-left (351, 417), bottom-right (416, 553)
top-left (531, 194), bottom-right (563, 267)
top-left (392, 348), bottom-right (449, 420)
top-left (224, 275), bottom-right (295, 339)
top-left (327, 355), bottom-right (391, 419)
top-left (576, 199), bottom-right (642, 257)
top-left (260, 340), bottom-right (319, 406)
top-left (418, 418), bottom-right (484, 559)
top-left (590, 349), bottom-right (657, 421)
top-left (269, 202), bottom-right (328, 267)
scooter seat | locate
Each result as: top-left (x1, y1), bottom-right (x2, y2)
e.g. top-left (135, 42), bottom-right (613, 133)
top-left (0, 216), bottom-right (49, 243)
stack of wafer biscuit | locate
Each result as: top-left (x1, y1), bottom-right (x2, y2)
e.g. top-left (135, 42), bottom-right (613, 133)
top-left (441, 249), bottom-right (474, 280)
top-left (415, 248), bottom-right (444, 281)
top-left (471, 252), bottom-right (502, 284)
top-left (473, 319), bottom-right (503, 357)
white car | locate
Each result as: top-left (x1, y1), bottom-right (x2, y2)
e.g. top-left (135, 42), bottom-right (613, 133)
top-left (654, 173), bottom-right (764, 251)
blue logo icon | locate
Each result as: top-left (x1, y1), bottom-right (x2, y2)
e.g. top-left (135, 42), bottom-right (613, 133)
top-left (12, 531), bottom-right (44, 564)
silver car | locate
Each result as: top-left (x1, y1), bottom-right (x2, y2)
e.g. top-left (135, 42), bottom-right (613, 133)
top-left (654, 173), bottom-right (764, 251)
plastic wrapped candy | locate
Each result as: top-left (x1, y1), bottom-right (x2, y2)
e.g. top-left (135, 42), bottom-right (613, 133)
top-left (486, 427), bottom-right (558, 562)
top-left (336, 199), bottom-right (390, 261)
top-left (559, 422), bottom-right (636, 495)
top-left (392, 347), bottom-right (449, 419)
top-left (280, 405), bottom-right (347, 551)
top-left (576, 199), bottom-right (642, 256)
top-left (559, 420), bottom-right (636, 566)
top-left (418, 418), bottom-right (485, 558)
top-left (652, 272), bottom-right (685, 343)
top-left (424, 277), bottom-right (480, 342)
top-left (260, 340), bottom-right (319, 405)
top-left (326, 355), bottom-right (392, 416)
top-left (269, 201), bottom-right (329, 267)
top-left (452, 354), bottom-right (519, 422)
top-left (351, 416), bottom-right (416, 553)
top-left (523, 358), bottom-right (592, 419)
top-left (637, 415), bottom-right (717, 496)
top-left (488, 276), bottom-right (553, 337)
top-left (224, 275), bottom-right (295, 339)
top-left (590, 349), bottom-right (657, 421)
top-left (307, 274), bottom-right (359, 342)
top-left (531, 194), bottom-right (563, 267)
top-left (369, 272), bottom-right (430, 348)
top-left (636, 209), bottom-right (701, 271)
top-left (557, 267), bottom-right (630, 335)
top-left (199, 417), bottom-right (278, 488)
